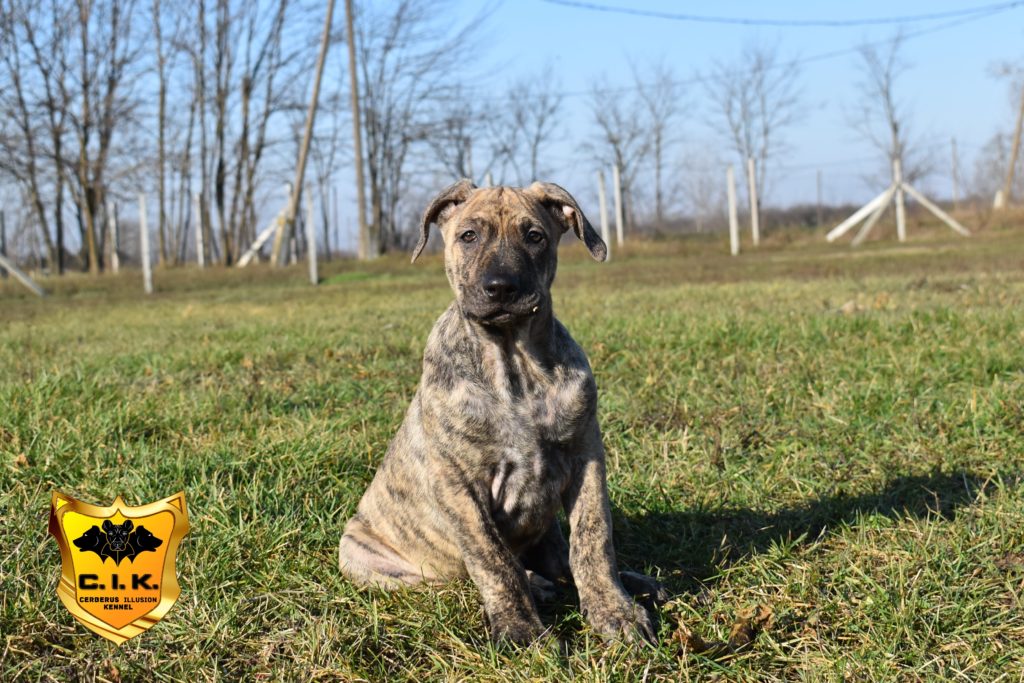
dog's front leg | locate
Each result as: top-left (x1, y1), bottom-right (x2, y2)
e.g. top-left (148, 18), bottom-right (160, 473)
top-left (432, 456), bottom-right (545, 645)
top-left (563, 422), bottom-right (654, 642)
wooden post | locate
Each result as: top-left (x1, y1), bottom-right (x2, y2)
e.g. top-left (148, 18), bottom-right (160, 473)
top-left (893, 158), bottom-right (906, 242)
top-left (727, 165), bottom-right (739, 256)
top-left (139, 194), bottom-right (153, 295)
top-left (596, 171), bottom-right (610, 260)
top-left (306, 188), bottom-right (318, 285)
top-left (746, 156), bottom-right (760, 246)
top-left (0, 210), bottom-right (6, 280)
top-left (108, 204), bottom-right (120, 273)
top-left (951, 137), bottom-right (960, 212)
top-left (272, 0), bottom-right (336, 266)
top-left (612, 164), bottom-right (624, 248)
top-left (193, 192), bottom-right (205, 267)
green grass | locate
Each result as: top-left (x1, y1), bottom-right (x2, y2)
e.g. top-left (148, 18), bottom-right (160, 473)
top-left (2, 226), bottom-right (1024, 681)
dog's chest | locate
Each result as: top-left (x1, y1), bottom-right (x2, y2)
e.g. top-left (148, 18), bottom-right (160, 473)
top-left (487, 375), bottom-right (589, 544)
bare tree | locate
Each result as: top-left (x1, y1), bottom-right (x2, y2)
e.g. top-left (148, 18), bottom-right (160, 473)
top-left (705, 42), bottom-right (801, 206)
top-left (584, 81), bottom-right (651, 230)
top-left (851, 33), bottom-right (934, 186)
top-left (633, 59), bottom-right (683, 228)
top-left (66, 0), bottom-right (144, 275)
top-left (354, 0), bottom-right (491, 253)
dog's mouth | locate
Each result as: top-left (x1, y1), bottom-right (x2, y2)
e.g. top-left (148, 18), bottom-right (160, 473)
top-left (464, 296), bottom-right (543, 328)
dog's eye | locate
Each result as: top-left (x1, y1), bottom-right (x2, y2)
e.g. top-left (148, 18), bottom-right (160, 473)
top-left (526, 229), bottom-right (545, 244)
top-left (460, 230), bottom-right (477, 243)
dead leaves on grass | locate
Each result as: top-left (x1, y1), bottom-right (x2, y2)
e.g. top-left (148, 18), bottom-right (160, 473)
top-left (670, 604), bottom-right (773, 660)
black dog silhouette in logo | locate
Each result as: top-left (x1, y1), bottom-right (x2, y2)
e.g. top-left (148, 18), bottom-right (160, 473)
top-left (73, 520), bottom-right (163, 564)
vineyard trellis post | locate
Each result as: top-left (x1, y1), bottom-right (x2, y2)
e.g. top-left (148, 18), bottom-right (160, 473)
top-left (727, 165), bottom-right (739, 256)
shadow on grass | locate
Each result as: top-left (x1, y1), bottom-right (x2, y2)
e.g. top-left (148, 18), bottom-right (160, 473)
top-left (614, 469), bottom-right (1015, 590)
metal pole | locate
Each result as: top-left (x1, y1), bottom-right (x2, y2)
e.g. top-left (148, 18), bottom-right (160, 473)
top-left (727, 165), bottom-right (739, 256)
top-left (596, 171), bottom-right (610, 261)
top-left (746, 157), bottom-right (760, 246)
top-left (612, 164), bottom-right (624, 248)
top-left (894, 158), bottom-right (906, 243)
top-left (139, 194), bottom-right (153, 295)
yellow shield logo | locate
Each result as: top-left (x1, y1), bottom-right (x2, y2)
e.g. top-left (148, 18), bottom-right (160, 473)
top-left (48, 491), bottom-right (189, 644)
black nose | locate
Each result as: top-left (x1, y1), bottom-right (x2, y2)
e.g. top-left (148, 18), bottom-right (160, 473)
top-left (483, 274), bottom-right (518, 303)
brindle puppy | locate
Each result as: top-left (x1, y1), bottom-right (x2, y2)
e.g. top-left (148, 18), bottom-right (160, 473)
top-left (339, 180), bottom-right (658, 644)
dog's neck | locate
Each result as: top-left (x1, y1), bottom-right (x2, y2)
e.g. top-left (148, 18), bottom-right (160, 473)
top-left (461, 304), bottom-right (558, 398)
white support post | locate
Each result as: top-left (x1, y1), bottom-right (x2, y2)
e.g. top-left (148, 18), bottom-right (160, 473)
top-left (306, 189), bottom-right (318, 285)
top-left (746, 157), bottom-right (760, 246)
top-left (902, 182), bottom-right (971, 236)
top-left (596, 171), bottom-right (610, 261)
top-left (612, 164), bottom-right (624, 248)
top-left (826, 187), bottom-right (893, 242)
top-left (893, 158), bottom-right (906, 243)
top-left (109, 204), bottom-right (120, 273)
top-left (727, 165), bottom-right (739, 256)
top-left (193, 192), bottom-right (205, 268)
top-left (851, 185), bottom-right (896, 246)
top-left (484, 172), bottom-right (493, 188)
top-left (139, 194), bottom-right (153, 295)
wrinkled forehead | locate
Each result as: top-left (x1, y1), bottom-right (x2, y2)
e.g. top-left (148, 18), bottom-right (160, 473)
top-left (451, 187), bottom-right (545, 228)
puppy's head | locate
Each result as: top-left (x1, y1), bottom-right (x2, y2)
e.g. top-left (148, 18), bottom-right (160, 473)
top-left (413, 180), bottom-right (606, 328)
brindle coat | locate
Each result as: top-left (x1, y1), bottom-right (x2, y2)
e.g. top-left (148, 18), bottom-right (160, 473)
top-left (339, 180), bottom-right (655, 644)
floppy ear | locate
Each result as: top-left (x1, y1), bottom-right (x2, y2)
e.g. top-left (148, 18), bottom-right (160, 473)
top-left (412, 178), bottom-right (477, 263)
top-left (526, 181), bottom-right (607, 261)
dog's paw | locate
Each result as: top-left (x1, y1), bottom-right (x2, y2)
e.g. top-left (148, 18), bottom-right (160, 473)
top-left (581, 594), bottom-right (655, 644)
top-left (486, 609), bottom-right (547, 645)
top-left (526, 570), bottom-right (562, 604)
top-left (619, 570), bottom-right (670, 605)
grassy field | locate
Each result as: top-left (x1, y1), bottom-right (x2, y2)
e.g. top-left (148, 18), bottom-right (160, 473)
top-left (2, 223), bottom-right (1023, 681)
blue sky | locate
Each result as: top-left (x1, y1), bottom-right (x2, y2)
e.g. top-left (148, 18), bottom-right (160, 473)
top-left (444, 0), bottom-right (1024, 208)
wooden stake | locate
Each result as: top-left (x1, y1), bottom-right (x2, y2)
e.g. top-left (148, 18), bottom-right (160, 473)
top-left (893, 158), bottom-right (906, 243)
top-left (139, 194), bottom-right (153, 294)
top-left (746, 157), bottom-right (760, 246)
top-left (306, 188), bottom-right (318, 285)
top-left (596, 171), bottom-right (610, 261)
top-left (612, 165), bottom-right (624, 248)
top-left (727, 165), bottom-right (739, 256)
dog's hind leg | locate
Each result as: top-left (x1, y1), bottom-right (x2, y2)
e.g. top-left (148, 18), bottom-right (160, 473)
top-left (339, 515), bottom-right (429, 589)
top-left (521, 521), bottom-right (572, 585)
